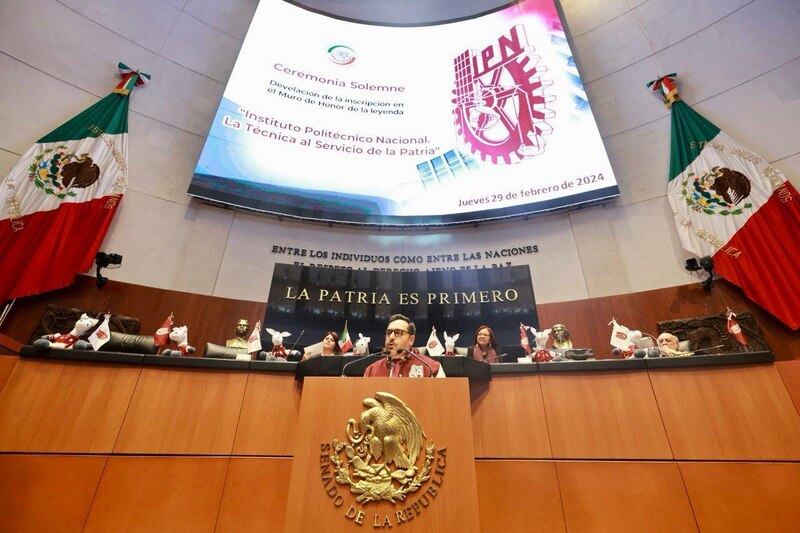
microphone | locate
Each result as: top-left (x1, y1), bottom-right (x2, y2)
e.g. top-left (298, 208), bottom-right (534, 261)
top-left (341, 349), bottom-right (386, 377)
top-left (484, 353), bottom-right (505, 363)
top-left (692, 344), bottom-right (725, 354)
top-left (401, 349), bottom-right (436, 377)
top-left (622, 347), bottom-right (662, 359)
top-left (288, 329), bottom-right (305, 351)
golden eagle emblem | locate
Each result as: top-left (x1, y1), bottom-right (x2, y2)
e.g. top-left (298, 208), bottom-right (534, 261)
top-left (28, 146), bottom-right (102, 199)
top-left (680, 166), bottom-right (753, 216)
top-left (331, 392), bottom-right (435, 503)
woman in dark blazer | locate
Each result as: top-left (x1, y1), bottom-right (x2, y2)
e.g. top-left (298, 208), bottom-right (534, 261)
top-left (471, 325), bottom-right (500, 362)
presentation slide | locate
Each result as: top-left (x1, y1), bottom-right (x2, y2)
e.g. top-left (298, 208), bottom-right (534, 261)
top-left (189, 0), bottom-right (619, 225)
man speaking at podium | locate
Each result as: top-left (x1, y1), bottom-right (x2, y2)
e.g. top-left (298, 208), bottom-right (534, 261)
top-left (364, 314), bottom-right (445, 378)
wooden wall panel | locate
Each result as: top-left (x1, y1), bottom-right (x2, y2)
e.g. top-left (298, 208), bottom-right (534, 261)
top-left (776, 360), bottom-right (800, 415)
top-left (233, 372), bottom-right (302, 456)
top-left (475, 461), bottom-right (565, 532)
top-left (114, 367), bottom-right (248, 454)
top-left (216, 458), bottom-right (292, 532)
top-left (0, 354), bottom-right (18, 393)
top-left (0, 274), bottom-right (266, 354)
top-left (557, 462), bottom-right (697, 533)
top-left (0, 454), bottom-right (107, 533)
top-left (0, 333), bottom-right (22, 355)
top-left (680, 462), bottom-right (800, 532)
top-left (1, 275), bottom-right (796, 362)
top-left (540, 371), bottom-right (673, 459)
top-left (715, 279), bottom-right (800, 360)
top-left (470, 375), bottom-right (551, 458)
top-left (83, 456), bottom-right (229, 533)
top-left (0, 359), bottom-right (140, 452)
top-left (650, 364), bottom-right (800, 460)
top-left (536, 283), bottom-right (729, 360)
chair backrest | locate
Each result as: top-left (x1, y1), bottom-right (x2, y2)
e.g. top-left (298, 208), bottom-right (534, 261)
top-left (455, 347), bottom-right (468, 356)
top-left (203, 342), bottom-right (247, 360)
top-left (502, 345), bottom-right (525, 358)
top-left (102, 332), bottom-right (158, 354)
top-left (678, 340), bottom-right (692, 352)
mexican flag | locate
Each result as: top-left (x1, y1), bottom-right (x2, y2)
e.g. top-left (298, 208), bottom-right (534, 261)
top-left (652, 74), bottom-right (800, 330)
top-left (339, 320), bottom-right (353, 352)
top-left (0, 63), bottom-right (149, 303)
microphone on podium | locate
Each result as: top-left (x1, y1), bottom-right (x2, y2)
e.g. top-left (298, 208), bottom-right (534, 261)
top-left (341, 349), bottom-right (387, 377)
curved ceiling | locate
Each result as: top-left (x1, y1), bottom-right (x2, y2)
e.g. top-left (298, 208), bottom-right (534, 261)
top-left (291, 0), bottom-right (518, 26)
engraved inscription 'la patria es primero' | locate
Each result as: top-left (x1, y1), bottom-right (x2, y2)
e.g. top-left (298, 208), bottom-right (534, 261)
top-left (320, 392), bottom-right (447, 527)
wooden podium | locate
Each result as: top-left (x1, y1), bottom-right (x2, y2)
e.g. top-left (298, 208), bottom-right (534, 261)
top-left (285, 377), bottom-right (480, 531)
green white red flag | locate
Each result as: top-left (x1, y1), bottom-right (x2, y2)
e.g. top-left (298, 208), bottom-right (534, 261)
top-left (0, 63), bottom-right (149, 303)
top-left (651, 74), bottom-right (800, 330)
top-left (339, 320), bottom-right (353, 352)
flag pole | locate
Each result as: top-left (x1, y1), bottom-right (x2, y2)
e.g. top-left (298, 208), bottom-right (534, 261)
top-left (0, 299), bottom-right (15, 328)
top-left (0, 299), bottom-right (22, 353)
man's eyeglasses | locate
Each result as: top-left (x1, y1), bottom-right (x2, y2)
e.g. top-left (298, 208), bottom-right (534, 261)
top-left (385, 329), bottom-right (410, 338)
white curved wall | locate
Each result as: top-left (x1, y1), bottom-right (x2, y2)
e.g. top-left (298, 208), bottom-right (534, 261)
top-left (1, 0), bottom-right (798, 303)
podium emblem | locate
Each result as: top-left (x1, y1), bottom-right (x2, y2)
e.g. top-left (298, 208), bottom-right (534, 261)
top-left (329, 392), bottom-right (436, 503)
top-left (319, 392), bottom-right (448, 526)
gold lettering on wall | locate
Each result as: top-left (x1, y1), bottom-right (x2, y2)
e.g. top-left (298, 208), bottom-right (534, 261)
top-left (284, 287), bottom-right (520, 305)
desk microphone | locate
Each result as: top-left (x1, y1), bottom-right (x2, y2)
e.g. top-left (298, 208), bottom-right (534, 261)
top-left (690, 344), bottom-right (726, 355)
top-left (484, 353), bottom-right (505, 363)
top-left (288, 329), bottom-right (305, 352)
top-left (341, 350), bottom-right (386, 377)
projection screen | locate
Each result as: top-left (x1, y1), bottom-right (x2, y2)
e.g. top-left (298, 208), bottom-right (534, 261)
top-left (189, 0), bottom-right (619, 225)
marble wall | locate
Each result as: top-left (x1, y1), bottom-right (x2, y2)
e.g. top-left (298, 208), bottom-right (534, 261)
top-left (1, 0), bottom-right (798, 303)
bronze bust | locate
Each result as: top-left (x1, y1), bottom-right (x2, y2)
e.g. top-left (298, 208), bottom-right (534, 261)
top-left (226, 319), bottom-right (250, 349)
top-left (551, 324), bottom-right (573, 350)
